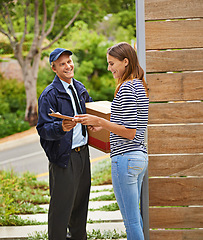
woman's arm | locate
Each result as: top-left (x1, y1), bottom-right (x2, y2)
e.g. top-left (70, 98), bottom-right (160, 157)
top-left (73, 114), bottom-right (136, 140)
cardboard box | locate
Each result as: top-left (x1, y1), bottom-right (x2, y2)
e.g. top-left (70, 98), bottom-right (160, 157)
top-left (85, 101), bottom-right (111, 153)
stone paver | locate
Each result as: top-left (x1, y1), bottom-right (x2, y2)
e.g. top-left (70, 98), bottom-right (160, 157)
top-left (0, 223), bottom-right (126, 239)
top-left (0, 131), bottom-right (126, 239)
top-left (18, 210), bottom-right (122, 223)
top-left (0, 185), bottom-right (126, 239)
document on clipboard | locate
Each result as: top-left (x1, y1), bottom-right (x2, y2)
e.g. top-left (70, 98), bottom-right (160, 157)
top-left (49, 108), bottom-right (74, 121)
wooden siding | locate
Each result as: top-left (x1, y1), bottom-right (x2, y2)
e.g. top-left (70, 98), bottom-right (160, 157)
top-left (144, 0), bottom-right (203, 238)
top-left (145, 0), bottom-right (203, 20)
top-left (149, 177), bottom-right (203, 206)
top-left (146, 20), bottom-right (203, 50)
top-left (148, 124), bottom-right (203, 154)
top-left (149, 207), bottom-right (203, 228)
top-left (150, 229), bottom-right (203, 240)
top-left (147, 72), bottom-right (203, 102)
top-left (149, 102), bottom-right (203, 124)
top-left (148, 154), bottom-right (203, 177)
top-left (146, 49), bottom-right (203, 73)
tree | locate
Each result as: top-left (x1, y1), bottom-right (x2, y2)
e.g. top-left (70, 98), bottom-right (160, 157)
top-left (0, 0), bottom-right (135, 125)
top-left (0, 0), bottom-right (82, 125)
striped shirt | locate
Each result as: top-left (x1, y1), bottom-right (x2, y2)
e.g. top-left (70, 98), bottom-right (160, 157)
top-left (110, 79), bottom-right (149, 158)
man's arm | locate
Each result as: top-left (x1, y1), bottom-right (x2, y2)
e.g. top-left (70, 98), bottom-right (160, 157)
top-left (37, 95), bottom-right (75, 140)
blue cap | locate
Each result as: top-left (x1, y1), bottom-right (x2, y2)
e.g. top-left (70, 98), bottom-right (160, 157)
top-left (49, 48), bottom-right (72, 65)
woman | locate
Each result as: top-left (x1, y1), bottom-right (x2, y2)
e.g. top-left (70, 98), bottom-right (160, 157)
top-left (74, 42), bottom-right (149, 239)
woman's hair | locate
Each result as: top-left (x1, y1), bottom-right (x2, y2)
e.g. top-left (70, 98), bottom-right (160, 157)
top-left (107, 42), bottom-right (149, 97)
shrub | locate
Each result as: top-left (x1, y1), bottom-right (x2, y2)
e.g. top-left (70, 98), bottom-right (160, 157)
top-left (0, 111), bottom-right (30, 138)
top-left (0, 75), bottom-right (31, 138)
top-left (0, 77), bottom-right (26, 114)
top-left (0, 42), bottom-right (13, 54)
top-left (37, 66), bottom-right (55, 97)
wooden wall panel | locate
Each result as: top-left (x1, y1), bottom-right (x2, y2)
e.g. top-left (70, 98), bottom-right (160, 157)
top-left (146, 20), bottom-right (203, 50)
top-left (149, 177), bottom-right (203, 206)
top-left (146, 49), bottom-right (203, 73)
top-left (148, 154), bottom-right (203, 177)
top-left (150, 229), bottom-right (203, 240)
top-left (149, 207), bottom-right (203, 228)
top-left (144, 0), bottom-right (203, 238)
top-left (148, 124), bottom-right (203, 154)
top-left (145, 0), bottom-right (203, 20)
top-left (149, 102), bottom-right (203, 124)
top-left (147, 72), bottom-right (203, 102)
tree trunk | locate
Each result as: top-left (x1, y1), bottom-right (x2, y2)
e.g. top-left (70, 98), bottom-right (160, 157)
top-left (0, 1), bottom-right (82, 126)
top-left (22, 60), bottom-right (38, 126)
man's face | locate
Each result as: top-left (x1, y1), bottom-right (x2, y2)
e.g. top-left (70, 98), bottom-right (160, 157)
top-left (52, 53), bottom-right (74, 83)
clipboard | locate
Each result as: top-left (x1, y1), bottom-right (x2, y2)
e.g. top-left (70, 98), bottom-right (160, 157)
top-left (49, 108), bottom-right (73, 121)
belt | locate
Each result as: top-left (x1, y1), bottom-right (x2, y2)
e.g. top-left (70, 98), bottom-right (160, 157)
top-left (72, 145), bottom-right (87, 152)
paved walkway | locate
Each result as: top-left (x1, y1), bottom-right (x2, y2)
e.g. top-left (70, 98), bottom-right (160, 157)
top-left (0, 185), bottom-right (126, 239)
top-left (0, 130), bottom-right (126, 239)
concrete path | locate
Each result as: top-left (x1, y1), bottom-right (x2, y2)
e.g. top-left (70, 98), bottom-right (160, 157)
top-left (0, 131), bottom-right (126, 239)
top-left (0, 185), bottom-right (126, 239)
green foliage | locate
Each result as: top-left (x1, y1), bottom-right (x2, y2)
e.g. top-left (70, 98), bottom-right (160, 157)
top-left (47, 2), bottom-right (82, 39)
top-left (99, 202), bottom-right (119, 211)
top-left (87, 229), bottom-right (127, 239)
top-left (41, 51), bottom-right (50, 60)
top-left (27, 229), bottom-right (127, 239)
top-left (0, 0), bottom-right (136, 137)
top-left (91, 158), bottom-right (112, 186)
top-left (116, 10), bottom-right (136, 30)
top-left (0, 77), bottom-right (26, 113)
top-left (96, 11), bottom-right (136, 41)
top-left (108, 0), bottom-right (135, 13)
top-left (0, 76), bottom-right (30, 138)
top-left (0, 42), bottom-right (13, 54)
top-left (90, 202), bottom-right (119, 212)
top-left (28, 230), bottom-right (48, 240)
top-left (77, 0), bottom-right (110, 28)
top-left (0, 170), bottom-right (49, 226)
top-left (91, 193), bottom-right (116, 202)
top-left (0, 112), bottom-right (30, 138)
top-left (0, 215), bottom-right (46, 227)
top-left (37, 65), bottom-right (55, 97)
top-left (0, 156), bottom-right (114, 227)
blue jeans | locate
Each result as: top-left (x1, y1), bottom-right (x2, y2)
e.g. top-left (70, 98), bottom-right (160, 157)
top-left (111, 151), bottom-right (148, 240)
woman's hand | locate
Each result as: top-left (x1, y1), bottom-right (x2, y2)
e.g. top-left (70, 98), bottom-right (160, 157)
top-left (88, 125), bottom-right (103, 132)
top-left (73, 114), bottom-right (136, 140)
top-left (73, 114), bottom-right (101, 126)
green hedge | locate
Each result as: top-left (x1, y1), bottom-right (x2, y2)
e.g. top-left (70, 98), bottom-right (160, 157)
top-left (0, 42), bottom-right (13, 54)
top-left (0, 74), bottom-right (30, 138)
top-left (0, 112), bottom-right (30, 138)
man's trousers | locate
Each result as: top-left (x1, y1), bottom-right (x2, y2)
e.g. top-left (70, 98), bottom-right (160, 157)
top-left (48, 145), bottom-right (91, 240)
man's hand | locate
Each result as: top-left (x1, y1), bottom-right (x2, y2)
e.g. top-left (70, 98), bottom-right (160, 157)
top-left (62, 119), bottom-right (76, 132)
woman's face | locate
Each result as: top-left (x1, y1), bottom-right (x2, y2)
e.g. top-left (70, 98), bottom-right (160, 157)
top-left (107, 54), bottom-right (128, 79)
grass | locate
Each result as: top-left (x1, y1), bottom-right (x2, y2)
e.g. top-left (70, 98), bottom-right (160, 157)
top-left (0, 158), bottom-right (125, 239)
top-left (89, 202), bottom-right (119, 212)
top-left (27, 229), bottom-right (127, 240)
top-left (0, 170), bottom-right (49, 226)
top-left (0, 158), bottom-right (113, 226)
top-left (91, 158), bottom-right (112, 186)
top-left (0, 215), bottom-right (47, 226)
top-left (91, 193), bottom-right (116, 202)
top-left (91, 188), bottom-right (114, 193)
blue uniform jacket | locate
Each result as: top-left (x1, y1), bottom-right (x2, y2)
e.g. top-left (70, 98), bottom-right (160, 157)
top-left (36, 75), bottom-right (93, 168)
